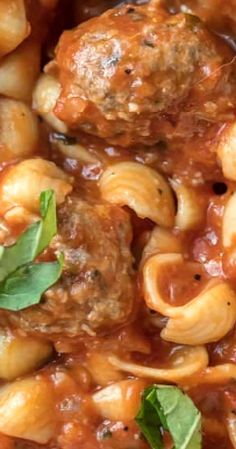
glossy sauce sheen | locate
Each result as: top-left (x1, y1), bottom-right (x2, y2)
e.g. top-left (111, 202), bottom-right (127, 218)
top-left (1, 1), bottom-right (236, 449)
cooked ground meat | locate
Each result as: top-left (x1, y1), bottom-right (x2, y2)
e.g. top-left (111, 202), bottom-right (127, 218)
top-left (53, 2), bottom-right (236, 146)
top-left (3, 197), bottom-right (134, 337)
top-left (165, 0), bottom-right (236, 38)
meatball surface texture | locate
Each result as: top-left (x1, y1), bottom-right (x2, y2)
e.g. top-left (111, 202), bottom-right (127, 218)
top-left (3, 196), bottom-right (134, 337)
top-left (54, 3), bottom-right (236, 146)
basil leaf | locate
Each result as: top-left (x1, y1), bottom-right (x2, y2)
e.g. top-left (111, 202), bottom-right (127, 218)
top-left (0, 189), bottom-right (57, 281)
top-left (0, 190), bottom-right (63, 311)
top-left (136, 389), bottom-right (163, 449)
top-left (136, 385), bottom-right (201, 449)
top-left (0, 254), bottom-right (63, 311)
top-left (36, 189), bottom-right (57, 255)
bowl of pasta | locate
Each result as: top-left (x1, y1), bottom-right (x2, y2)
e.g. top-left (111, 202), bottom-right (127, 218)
top-left (0, 1), bottom-right (236, 448)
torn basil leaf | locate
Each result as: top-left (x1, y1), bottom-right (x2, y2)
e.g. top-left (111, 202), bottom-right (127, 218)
top-left (136, 385), bottom-right (201, 449)
top-left (0, 190), bottom-right (63, 311)
top-left (0, 255), bottom-right (63, 311)
top-left (0, 189), bottom-right (57, 282)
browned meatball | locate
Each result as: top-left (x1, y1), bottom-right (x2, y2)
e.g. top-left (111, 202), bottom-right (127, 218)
top-left (165, 0), bottom-right (236, 39)
top-left (3, 197), bottom-right (134, 337)
top-left (53, 2), bottom-right (236, 147)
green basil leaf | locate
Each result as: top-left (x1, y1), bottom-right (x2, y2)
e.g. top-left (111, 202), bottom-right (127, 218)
top-left (0, 189), bottom-right (57, 282)
top-left (136, 385), bottom-right (202, 449)
top-left (0, 254), bottom-right (64, 311)
top-left (36, 189), bottom-right (57, 255)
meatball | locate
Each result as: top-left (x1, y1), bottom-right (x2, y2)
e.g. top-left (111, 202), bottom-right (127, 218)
top-left (53, 2), bottom-right (236, 146)
top-left (165, 0), bottom-right (236, 38)
top-left (3, 197), bottom-right (134, 337)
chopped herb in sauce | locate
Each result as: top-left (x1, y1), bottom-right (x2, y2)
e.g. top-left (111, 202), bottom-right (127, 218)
top-left (0, 190), bottom-right (63, 311)
top-left (136, 384), bottom-right (201, 449)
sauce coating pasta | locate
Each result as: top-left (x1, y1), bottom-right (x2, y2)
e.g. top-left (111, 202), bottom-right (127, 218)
top-left (0, 1), bottom-right (235, 449)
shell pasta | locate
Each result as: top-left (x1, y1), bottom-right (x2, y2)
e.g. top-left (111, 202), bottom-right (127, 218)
top-left (0, 1), bottom-right (235, 449)
top-left (143, 253), bottom-right (236, 344)
top-left (99, 161), bottom-right (175, 227)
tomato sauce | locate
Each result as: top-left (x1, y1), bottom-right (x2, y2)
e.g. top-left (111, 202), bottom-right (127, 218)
top-left (0, 1), bottom-right (236, 449)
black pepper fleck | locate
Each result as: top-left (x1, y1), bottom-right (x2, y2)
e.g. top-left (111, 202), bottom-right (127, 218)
top-left (124, 68), bottom-right (132, 75)
top-left (194, 274), bottom-right (201, 281)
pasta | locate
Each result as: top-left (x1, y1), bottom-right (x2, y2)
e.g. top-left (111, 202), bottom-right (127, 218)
top-left (0, 39), bottom-right (41, 102)
top-left (0, 1), bottom-right (234, 448)
top-left (92, 379), bottom-right (147, 421)
top-left (51, 138), bottom-right (100, 165)
top-left (87, 352), bottom-right (124, 386)
top-left (0, 377), bottom-right (55, 443)
top-left (222, 191), bottom-right (236, 248)
top-left (0, 1), bottom-right (29, 57)
top-left (189, 363), bottom-right (236, 385)
top-left (0, 334), bottom-right (52, 381)
top-left (108, 346), bottom-right (209, 383)
top-left (0, 99), bottom-right (39, 162)
top-left (170, 179), bottom-right (204, 231)
top-left (0, 158), bottom-right (73, 218)
top-left (217, 122), bottom-right (236, 181)
top-left (226, 412), bottom-right (236, 449)
top-left (141, 226), bottom-right (182, 266)
top-left (99, 162), bottom-right (175, 227)
top-left (33, 73), bottom-right (67, 133)
top-left (143, 253), bottom-right (236, 344)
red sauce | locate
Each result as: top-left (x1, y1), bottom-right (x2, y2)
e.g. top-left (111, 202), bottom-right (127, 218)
top-left (1, 1), bottom-right (236, 449)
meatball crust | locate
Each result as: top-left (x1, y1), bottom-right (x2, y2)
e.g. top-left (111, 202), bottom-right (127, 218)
top-left (3, 197), bottom-right (134, 337)
top-left (54, 3), bottom-right (236, 146)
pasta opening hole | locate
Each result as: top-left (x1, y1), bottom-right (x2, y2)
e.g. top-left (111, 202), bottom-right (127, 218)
top-left (159, 262), bottom-right (207, 306)
top-left (212, 182), bottom-right (228, 196)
